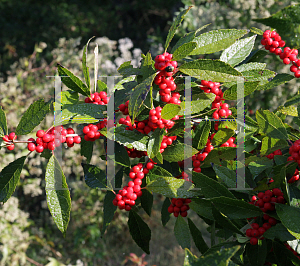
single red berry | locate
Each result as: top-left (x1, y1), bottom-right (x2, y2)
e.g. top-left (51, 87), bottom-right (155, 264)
top-left (36, 130), bottom-right (45, 138)
top-left (7, 144), bottom-right (15, 150)
top-left (246, 229), bottom-right (252, 237)
top-left (42, 134), bottom-right (51, 143)
top-left (8, 132), bottom-right (16, 141)
top-left (250, 237), bottom-right (258, 245)
top-left (36, 145), bottom-right (44, 153)
top-left (251, 223), bottom-right (259, 229)
top-left (27, 143), bottom-right (36, 152)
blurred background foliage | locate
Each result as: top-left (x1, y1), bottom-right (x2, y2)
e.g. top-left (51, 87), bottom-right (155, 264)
top-left (0, 0), bottom-right (299, 265)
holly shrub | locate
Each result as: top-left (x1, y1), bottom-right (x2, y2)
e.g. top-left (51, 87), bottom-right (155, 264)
top-left (1, 4), bottom-right (300, 266)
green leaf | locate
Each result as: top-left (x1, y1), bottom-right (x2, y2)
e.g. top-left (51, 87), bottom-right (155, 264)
top-left (128, 210), bottom-right (151, 254)
top-left (140, 189), bottom-right (153, 216)
top-left (178, 93), bottom-right (216, 116)
top-left (213, 164), bottom-right (250, 190)
top-left (263, 223), bottom-right (296, 241)
top-left (247, 157), bottom-right (273, 178)
top-left (242, 69), bottom-right (276, 85)
top-left (61, 90), bottom-right (79, 105)
top-left (220, 36), bottom-right (256, 67)
top-left (285, 92), bottom-right (300, 107)
top-left (246, 240), bottom-right (267, 266)
top-left (140, 51), bottom-right (156, 80)
top-left (146, 176), bottom-right (198, 198)
top-left (162, 143), bottom-right (199, 162)
top-left (45, 155), bottom-right (71, 237)
top-left (80, 137), bottom-right (93, 164)
top-left (211, 204), bottom-right (243, 235)
top-left (256, 110), bottom-right (288, 140)
top-left (193, 121), bottom-right (211, 150)
top-left (184, 248), bottom-right (198, 266)
top-left (0, 156), bottom-right (26, 203)
top-left (211, 128), bottom-right (235, 146)
top-left (179, 59), bottom-right (242, 82)
top-left (147, 128), bottom-right (164, 159)
top-left (276, 204), bottom-right (300, 239)
top-left (289, 185), bottom-right (300, 208)
top-left (128, 73), bottom-right (156, 122)
top-left (211, 197), bottom-right (263, 219)
top-left (250, 27), bottom-right (264, 35)
top-left (192, 246), bottom-right (240, 265)
top-left (0, 106), bottom-right (7, 137)
top-left (187, 218), bottom-right (209, 254)
top-left (235, 62), bottom-right (266, 72)
top-left (117, 61), bottom-right (142, 77)
top-left (15, 99), bottom-right (52, 135)
top-left (147, 165), bottom-right (173, 182)
top-left (247, 49), bottom-right (269, 63)
top-left (114, 76), bottom-right (136, 92)
top-left (82, 37), bottom-right (94, 89)
top-left (55, 103), bottom-right (106, 126)
top-left (253, 4), bottom-right (300, 48)
top-left (258, 73), bottom-right (294, 91)
top-left (202, 147), bottom-right (237, 166)
top-left (190, 29), bottom-right (248, 55)
top-left (189, 198), bottom-right (214, 220)
top-left (171, 24), bottom-right (210, 53)
top-left (223, 81), bottom-right (260, 100)
top-left (102, 125), bottom-right (149, 151)
top-left (192, 172), bottom-right (235, 199)
top-left (172, 42), bottom-right (197, 61)
top-left (161, 104), bottom-right (181, 120)
top-left (101, 191), bottom-right (117, 236)
top-left (164, 6), bottom-right (192, 51)
top-left (260, 137), bottom-right (288, 156)
top-left (278, 106), bottom-right (298, 116)
top-left (82, 163), bottom-right (108, 189)
top-left (161, 197), bottom-right (172, 226)
top-left (272, 241), bottom-right (300, 266)
top-left (174, 215), bottom-right (191, 249)
top-left (97, 80), bottom-right (108, 92)
top-left (114, 142), bottom-right (131, 168)
top-left (57, 64), bottom-right (90, 97)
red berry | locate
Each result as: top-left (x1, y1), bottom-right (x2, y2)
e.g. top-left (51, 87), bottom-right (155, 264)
top-left (8, 132), bottom-right (16, 141)
top-left (250, 237), bottom-right (258, 245)
top-left (36, 130), bottom-right (45, 138)
top-left (42, 134), bottom-right (51, 143)
top-left (36, 145), bottom-right (44, 153)
top-left (27, 143), bottom-right (36, 152)
top-left (7, 144), bottom-right (15, 150)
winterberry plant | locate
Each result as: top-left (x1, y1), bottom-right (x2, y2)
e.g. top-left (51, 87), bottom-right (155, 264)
top-left (2, 5), bottom-right (300, 265)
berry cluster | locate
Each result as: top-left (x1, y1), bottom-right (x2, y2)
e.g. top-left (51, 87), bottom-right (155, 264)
top-left (154, 52), bottom-right (179, 103)
top-left (167, 198), bottom-right (191, 217)
top-left (266, 149), bottom-right (282, 159)
top-left (119, 116), bottom-right (152, 135)
top-left (148, 107), bottom-right (178, 131)
top-left (112, 162), bottom-right (154, 211)
top-left (2, 132), bottom-right (17, 150)
top-left (34, 127), bottom-right (81, 152)
top-left (199, 80), bottom-right (232, 119)
top-left (84, 91), bottom-right (108, 105)
top-left (246, 188), bottom-right (286, 245)
top-left (249, 188), bottom-right (285, 213)
top-left (117, 100), bottom-right (129, 115)
top-left (261, 30), bottom-right (300, 78)
top-left (288, 169), bottom-right (299, 184)
top-left (82, 120), bottom-right (107, 141)
top-left (288, 140), bottom-right (300, 166)
top-left (220, 136), bottom-right (236, 148)
top-left (246, 214), bottom-right (277, 245)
